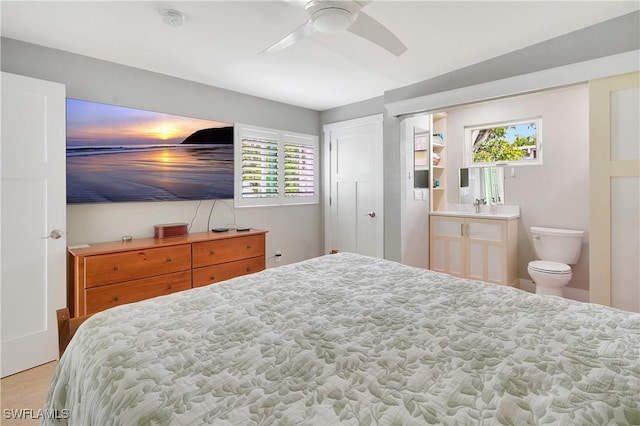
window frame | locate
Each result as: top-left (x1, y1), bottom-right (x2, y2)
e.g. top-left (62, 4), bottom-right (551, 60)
top-left (464, 117), bottom-right (542, 167)
top-left (234, 124), bottom-right (319, 208)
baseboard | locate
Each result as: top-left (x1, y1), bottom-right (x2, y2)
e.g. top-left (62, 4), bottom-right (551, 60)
top-left (563, 286), bottom-right (590, 303)
top-left (518, 279), bottom-right (589, 303)
top-left (518, 279), bottom-right (536, 294)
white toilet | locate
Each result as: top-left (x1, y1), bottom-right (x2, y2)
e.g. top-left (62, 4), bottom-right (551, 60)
top-left (527, 226), bottom-right (584, 297)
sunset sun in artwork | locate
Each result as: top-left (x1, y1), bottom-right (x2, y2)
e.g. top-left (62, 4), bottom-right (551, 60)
top-left (155, 124), bottom-right (179, 140)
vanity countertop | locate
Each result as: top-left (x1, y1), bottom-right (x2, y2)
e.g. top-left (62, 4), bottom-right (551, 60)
top-left (430, 204), bottom-right (520, 220)
top-left (430, 211), bottom-right (520, 220)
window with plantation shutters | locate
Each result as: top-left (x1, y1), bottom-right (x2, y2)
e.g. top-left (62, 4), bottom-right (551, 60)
top-left (235, 124), bottom-right (318, 207)
top-left (241, 137), bottom-right (278, 199)
top-left (284, 142), bottom-right (315, 198)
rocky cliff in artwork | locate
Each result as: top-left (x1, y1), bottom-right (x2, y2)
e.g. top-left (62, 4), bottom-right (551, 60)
top-left (181, 126), bottom-right (234, 144)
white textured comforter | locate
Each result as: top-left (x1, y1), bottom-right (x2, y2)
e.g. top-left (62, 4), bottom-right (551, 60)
top-left (44, 253), bottom-right (640, 425)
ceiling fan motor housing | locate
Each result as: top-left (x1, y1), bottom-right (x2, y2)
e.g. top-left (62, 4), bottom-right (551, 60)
top-left (261, 0), bottom-right (406, 57)
top-left (311, 7), bottom-right (355, 32)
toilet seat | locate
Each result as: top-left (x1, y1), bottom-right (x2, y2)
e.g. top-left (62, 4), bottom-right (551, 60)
top-left (528, 260), bottom-right (571, 275)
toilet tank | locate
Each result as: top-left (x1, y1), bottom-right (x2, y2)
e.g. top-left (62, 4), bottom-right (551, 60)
top-left (531, 226), bottom-right (584, 264)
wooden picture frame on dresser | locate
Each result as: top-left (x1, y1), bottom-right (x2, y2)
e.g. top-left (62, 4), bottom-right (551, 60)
top-left (68, 229), bottom-right (267, 317)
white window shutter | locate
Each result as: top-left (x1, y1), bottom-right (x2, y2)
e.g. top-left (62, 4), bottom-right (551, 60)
top-left (235, 125), bottom-right (318, 207)
top-left (241, 137), bottom-right (278, 199)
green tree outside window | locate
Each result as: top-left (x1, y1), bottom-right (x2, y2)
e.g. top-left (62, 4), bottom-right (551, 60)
top-left (472, 123), bottom-right (537, 163)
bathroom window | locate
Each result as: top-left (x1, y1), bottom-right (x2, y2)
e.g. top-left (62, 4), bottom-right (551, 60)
top-left (465, 118), bottom-right (542, 166)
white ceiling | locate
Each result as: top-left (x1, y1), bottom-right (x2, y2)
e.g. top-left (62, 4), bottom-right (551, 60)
top-left (2, 1), bottom-right (638, 111)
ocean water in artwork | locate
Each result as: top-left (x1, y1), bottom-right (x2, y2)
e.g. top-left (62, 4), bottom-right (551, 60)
top-left (67, 144), bottom-right (234, 203)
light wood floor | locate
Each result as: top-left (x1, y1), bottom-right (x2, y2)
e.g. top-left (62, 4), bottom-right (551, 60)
top-left (0, 362), bottom-right (57, 426)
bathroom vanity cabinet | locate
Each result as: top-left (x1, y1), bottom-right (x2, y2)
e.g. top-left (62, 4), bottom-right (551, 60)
top-left (429, 214), bottom-right (518, 286)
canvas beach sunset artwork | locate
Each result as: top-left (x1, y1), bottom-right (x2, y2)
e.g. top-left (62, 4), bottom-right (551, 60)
top-left (66, 98), bottom-right (234, 203)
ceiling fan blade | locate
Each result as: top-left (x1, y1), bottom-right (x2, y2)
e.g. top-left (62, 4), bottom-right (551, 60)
top-left (261, 21), bottom-right (316, 55)
top-left (347, 11), bottom-right (407, 56)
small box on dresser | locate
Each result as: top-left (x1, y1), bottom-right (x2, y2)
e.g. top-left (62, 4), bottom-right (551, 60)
top-left (68, 229), bottom-right (267, 317)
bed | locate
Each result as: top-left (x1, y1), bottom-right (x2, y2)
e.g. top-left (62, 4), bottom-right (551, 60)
top-left (45, 252), bottom-right (640, 425)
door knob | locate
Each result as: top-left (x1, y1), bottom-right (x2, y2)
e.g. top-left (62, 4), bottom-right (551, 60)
top-left (367, 212), bottom-right (376, 218)
top-left (42, 229), bottom-right (63, 239)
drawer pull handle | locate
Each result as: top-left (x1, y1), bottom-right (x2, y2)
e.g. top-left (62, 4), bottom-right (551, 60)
top-left (167, 257), bottom-right (172, 262)
top-left (167, 285), bottom-right (173, 290)
top-left (113, 296), bottom-right (119, 302)
top-left (210, 250), bottom-right (215, 255)
top-left (113, 265), bottom-right (119, 272)
top-left (246, 267), bottom-right (251, 272)
top-left (210, 276), bottom-right (215, 281)
top-left (246, 245), bottom-right (251, 249)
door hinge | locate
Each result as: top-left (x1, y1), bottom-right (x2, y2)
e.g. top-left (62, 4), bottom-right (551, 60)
top-left (329, 196), bottom-right (332, 205)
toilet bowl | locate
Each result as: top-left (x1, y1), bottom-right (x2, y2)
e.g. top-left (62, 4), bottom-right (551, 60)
top-left (527, 227), bottom-right (583, 297)
top-left (527, 261), bottom-right (572, 296)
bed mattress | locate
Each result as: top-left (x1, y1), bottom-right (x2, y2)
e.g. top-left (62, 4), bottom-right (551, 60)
top-left (44, 252), bottom-right (640, 425)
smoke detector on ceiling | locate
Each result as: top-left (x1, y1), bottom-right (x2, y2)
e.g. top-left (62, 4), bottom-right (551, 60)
top-left (161, 9), bottom-right (185, 27)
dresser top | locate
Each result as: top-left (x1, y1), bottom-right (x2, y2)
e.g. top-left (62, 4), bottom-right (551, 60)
top-left (68, 229), bottom-right (267, 256)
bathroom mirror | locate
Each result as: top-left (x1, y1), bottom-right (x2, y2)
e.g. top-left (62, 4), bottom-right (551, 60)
top-left (459, 166), bottom-right (505, 204)
top-left (413, 127), bottom-right (429, 188)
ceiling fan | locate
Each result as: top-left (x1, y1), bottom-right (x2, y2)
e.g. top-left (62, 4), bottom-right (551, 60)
top-left (261, 0), bottom-right (407, 56)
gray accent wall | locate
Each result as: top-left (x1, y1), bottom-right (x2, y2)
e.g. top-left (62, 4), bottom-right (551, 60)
top-left (1, 38), bottom-right (318, 134)
top-left (1, 37), bottom-right (323, 266)
top-left (319, 96), bottom-right (384, 125)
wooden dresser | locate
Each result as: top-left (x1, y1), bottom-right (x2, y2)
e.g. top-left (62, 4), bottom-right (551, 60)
top-left (68, 229), bottom-right (267, 317)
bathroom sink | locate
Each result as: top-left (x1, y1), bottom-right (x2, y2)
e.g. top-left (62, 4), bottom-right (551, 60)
top-left (430, 210), bottom-right (520, 220)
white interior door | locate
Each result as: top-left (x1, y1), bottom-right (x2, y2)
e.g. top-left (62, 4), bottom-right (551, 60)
top-left (589, 72), bottom-right (640, 313)
top-left (1, 72), bottom-right (67, 377)
top-left (324, 115), bottom-right (383, 257)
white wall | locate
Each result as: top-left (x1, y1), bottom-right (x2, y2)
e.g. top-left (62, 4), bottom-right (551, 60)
top-left (1, 38), bottom-right (323, 267)
top-left (400, 115), bottom-right (430, 268)
top-left (445, 84), bottom-right (590, 291)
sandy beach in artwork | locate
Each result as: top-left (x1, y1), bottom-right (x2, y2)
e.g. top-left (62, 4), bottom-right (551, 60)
top-left (67, 144), bottom-right (234, 203)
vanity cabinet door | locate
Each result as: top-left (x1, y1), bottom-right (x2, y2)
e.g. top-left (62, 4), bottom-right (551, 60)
top-left (429, 215), bottom-right (518, 286)
top-left (467, 219), bottom-right (506, 284)
top-left (429, 216), bottom-right (465, 278)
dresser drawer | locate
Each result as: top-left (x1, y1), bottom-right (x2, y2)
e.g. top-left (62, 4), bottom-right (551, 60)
top-left (192, 256), bottom-right (265, 287)
top-left (84, 244), bottom-right (191, 288)
top-left (192, 235), bottom-right (265, 268)
top-left (85, 270), bottom-right (191, 314)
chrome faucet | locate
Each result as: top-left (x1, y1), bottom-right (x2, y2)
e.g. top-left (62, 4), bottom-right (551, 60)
top-left (474, 198), bottom-right (486, 213)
